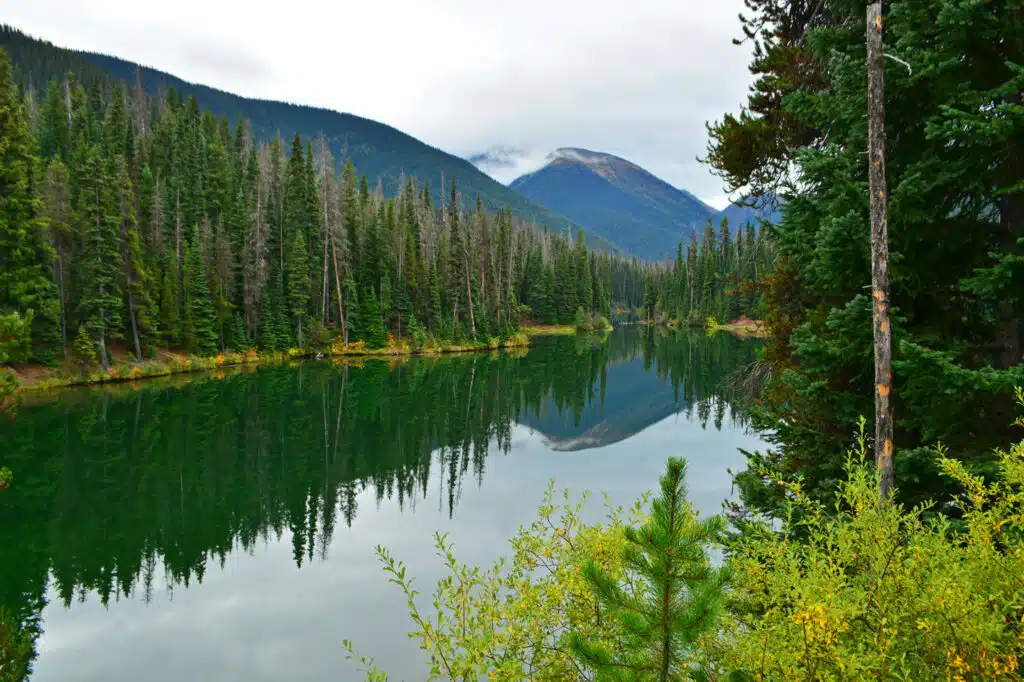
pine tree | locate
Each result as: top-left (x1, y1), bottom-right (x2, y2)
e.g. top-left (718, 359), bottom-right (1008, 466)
top-left (75, 149), bottom-right (123, 369)
top-left (158, 251), bottom-right (182, 346)
top-left (183, 226), bottom-right (218, 355)
top-left (37, 77), bottom-right (69, 162)
top-left (0, 49), bottom-right (61, 362)
top-left (71, 323), bottom-right (97, 372)
top-left (115, 159), bottom-right (157, 360)
top-left (286, 229), bottom-right (310, 347)
top-left (570, 458), bottom-right (729, 681)
top-left (361, 286), bottom-right (386, 349)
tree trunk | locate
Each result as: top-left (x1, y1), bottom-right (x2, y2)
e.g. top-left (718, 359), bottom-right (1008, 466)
top-left (175, 188), bottom-right (182, 265)
top-left (329, 231), bottom-right (347, 344)
top-left (867, 2), bottom-right (895, 502)
top-left (56, 243), bottom-right (68, 360)
top-left (465, 256), bottom-right (476, 337)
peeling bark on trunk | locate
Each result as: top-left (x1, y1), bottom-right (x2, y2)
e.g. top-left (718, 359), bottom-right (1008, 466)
top-left (867, 2), bottom-right (895, 502)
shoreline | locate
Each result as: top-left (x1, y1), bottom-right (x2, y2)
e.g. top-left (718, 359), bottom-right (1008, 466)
top-left (8, 332), bottom-right (536, 392)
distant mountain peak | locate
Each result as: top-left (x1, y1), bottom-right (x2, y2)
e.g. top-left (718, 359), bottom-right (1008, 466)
top-left (510, 148), bottom-right (715, 260)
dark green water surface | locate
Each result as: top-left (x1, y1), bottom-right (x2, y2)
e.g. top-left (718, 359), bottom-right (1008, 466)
top-left (0, 328), bottom-right (766, 681)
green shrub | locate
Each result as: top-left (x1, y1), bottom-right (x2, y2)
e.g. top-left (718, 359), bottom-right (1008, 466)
top-left (0, 310), bottom-right (33, 364)
top-left (72, 325), bottom-right (97, 373)
top-left (719, 421), bottom-right (1024, 681)
top-left (574, 306), bottom-right (592, 333)
top-left (0, 607), bottom-right (31, 682)
top-left (345, 483), bottom-right (649, 681)
top-left (304, 317), bottom-right (335, 352)
top-left (347, 420), bottom-right (1024, 681)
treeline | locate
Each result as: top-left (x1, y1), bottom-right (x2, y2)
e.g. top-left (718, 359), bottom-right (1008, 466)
top-left (0, 48), bottom-right (648, 368)
top-left (643, 217), bottom-right (775, 325)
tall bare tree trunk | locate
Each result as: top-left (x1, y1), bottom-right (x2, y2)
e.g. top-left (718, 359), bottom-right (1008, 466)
top-left (330, 231), bottom-right (347, 344)
top-left (867, 2), bottom-right (894, 502)
top-left (464, 250), bottom-right (476, 337)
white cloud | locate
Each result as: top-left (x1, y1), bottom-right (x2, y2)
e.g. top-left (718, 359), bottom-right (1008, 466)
top-left (2, 0), bottom-right (753, 202)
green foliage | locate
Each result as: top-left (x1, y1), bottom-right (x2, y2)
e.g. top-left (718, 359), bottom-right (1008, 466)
top-left (574, 306), bottom-right (591, 333)
top-left (0, 607), bottom-right (31, 682)
top-left (286, 230), bottom-right (310, 346)
top-left (571, 458), bottom-right (729, 681)
top-left (407, 314), bottom-right (427, 351)
top-left (360, 288), bottom-right (387, 350)
top-left (183, 227), bottom-right (218, 356)
top-left (345, 483), bottom-right (648, 681)
top-left (71, 324), bottom-right (97, 373)
top-left (721, 419), bottom-right (1024, 680)
top-left (0, 49), bottom-right (59, 363)
top-left (0, 311), bottom-right (33, 364)
top-left (724, 0), bottom-right (1024, 516)
top-left (74, 149), bottom-right (122, 368)
top-left (644, 219), bottom-right (774, 329)
top-left (575, 307), bottom-right (613, 335)
top-left (0, 30), bottom-right (650, 369)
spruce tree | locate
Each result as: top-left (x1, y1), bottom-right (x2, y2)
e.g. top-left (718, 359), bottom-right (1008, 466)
top-left (361, 286), bottom-right (386, 349)
top-left (75, 149), bottom-right (123, 369)
top-left (116, 160), bottom-right (156, 360)
top-left (183, 226), bottom-right (218, 355)
top-left (158, 251), bottom-right (182, 346)
top-left (286, 230), bottom-right (310, 347)
top-left (571, 458), bottom-right (729, 681)
top-left (0, 49), bottom-right (61, 362)
top-left (37, 77), bottom-right (69, 162)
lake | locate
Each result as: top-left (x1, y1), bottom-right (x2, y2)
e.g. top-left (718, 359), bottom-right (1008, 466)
top-left (0, 328), bottom-right (767, 681)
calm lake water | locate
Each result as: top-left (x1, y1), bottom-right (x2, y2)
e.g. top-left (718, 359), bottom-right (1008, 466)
top-left (1, 328), bottom-right (767, 681)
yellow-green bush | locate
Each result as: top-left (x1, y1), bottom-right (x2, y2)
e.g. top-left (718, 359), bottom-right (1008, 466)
top-left (345, 484), bottom-right (649, 681)
top-left (718, 424), bottom-right (1024, 681)
top-left (348, 420), bottom-right (1024, 681)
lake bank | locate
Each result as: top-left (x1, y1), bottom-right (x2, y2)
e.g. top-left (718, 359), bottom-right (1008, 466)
top-left (7, 332), bottom-right (532, 391)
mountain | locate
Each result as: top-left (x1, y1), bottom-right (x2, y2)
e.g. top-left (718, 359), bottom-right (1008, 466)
top-left (519, 354), bottom-right (682, 451)
top-left (509, 148), bottom-right (715, 260)
top-left (0, 25), bottom-right (575, 229)
top-left (508, 148), bottom-right (782, 260)
top-left (717, 198), bottom-right (781, 228)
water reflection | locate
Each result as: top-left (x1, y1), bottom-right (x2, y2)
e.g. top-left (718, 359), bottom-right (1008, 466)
top-left (0, 328), bottom-right (761, 681)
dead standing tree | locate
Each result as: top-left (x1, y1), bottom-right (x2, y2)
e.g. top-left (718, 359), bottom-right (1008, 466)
top-left (867, 2), bottom-right (894, 501)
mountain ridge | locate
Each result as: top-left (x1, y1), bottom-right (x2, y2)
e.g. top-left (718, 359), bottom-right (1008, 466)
top-left (0, 24), bottom-right (577, 231)
top-left (508, 148), bottom-right (776, 260)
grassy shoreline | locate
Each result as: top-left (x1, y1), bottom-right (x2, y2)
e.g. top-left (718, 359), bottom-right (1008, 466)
top-left (521, 324), bottom-right (577, 336)
top-left (9, 332), bottom-right (531, 391)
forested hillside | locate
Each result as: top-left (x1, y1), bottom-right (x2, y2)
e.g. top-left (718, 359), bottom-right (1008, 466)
top-left (0, 25), bottom-right (579, 232)
top-left (644, 217), bottom-right (776, 325)
top-left (0, 48), bottom-right (649, 370)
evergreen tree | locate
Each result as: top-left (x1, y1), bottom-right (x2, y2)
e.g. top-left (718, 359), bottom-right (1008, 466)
top-left (361, 286), bottom-right (386, 349)
top-left (116, 159), bottom-right (157, 360)
top-left (708, 0), bottom-right (1024, 515)
top-left (158, 251), bottom-right (182, 346)
top-left (37, 77), bottom-right (69, 162)
top-left (75, 149), bottom-right (122, 369)
top-left (183, 226), bottom-right (218, 355)
top-left (286, 229), bottom-right (310, 347)
top-left (0, 49), bottom-right (60, 362)
top-left (571, 458), bottom-right (729, 681)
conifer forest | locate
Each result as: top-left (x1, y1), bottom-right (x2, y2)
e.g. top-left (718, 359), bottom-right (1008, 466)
top-left (0, 47), bottom-right (650, 369)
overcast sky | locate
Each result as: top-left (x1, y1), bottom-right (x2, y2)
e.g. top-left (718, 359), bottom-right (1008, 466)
top-left (3, 0), bottom-right (753, 209)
